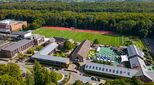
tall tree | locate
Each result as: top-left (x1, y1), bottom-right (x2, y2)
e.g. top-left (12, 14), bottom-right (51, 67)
top-left (33, 61), bottom-right (45, 85)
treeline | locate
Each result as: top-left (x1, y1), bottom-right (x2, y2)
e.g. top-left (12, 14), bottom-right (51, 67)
top-left (0, 10), bottom-right (154, 38)
top-left (0, 2), bottom-right (154, 12)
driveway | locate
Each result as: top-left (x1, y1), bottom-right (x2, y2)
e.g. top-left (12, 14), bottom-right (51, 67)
top-left (65, 71), bottom-right (105, 85)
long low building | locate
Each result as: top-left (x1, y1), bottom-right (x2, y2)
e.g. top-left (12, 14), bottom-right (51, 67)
top-left (84, 62), bottom-right (138, 78)
top-left (31, 42), bottom-right (70, 67)
top-left (1, 39), bottom-right (33, 58)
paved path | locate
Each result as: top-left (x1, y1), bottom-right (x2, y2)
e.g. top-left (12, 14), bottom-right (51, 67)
top-left (17, 62), bottom-right (31, 73)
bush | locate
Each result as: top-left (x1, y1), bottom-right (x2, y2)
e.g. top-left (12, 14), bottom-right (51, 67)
top-left (35, 45), bottom-right (43, 51)
top-left (27, 48), bottom-right (35, 55)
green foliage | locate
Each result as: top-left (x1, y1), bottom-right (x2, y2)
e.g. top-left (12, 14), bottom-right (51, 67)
top-left (35, 45), bottom-right (43, 51)
top-left (0, 63), bottom-right (23, 85)
top-left (93, 39), bottom-right (99, 45)
top-left (73, 80), bottom-right (84, 85)
top-left (64, 40), bottom-right (74, 51)
top-left (50, 70), bottom-right (63, 83)
top-left (104, 77), bottom-right (144, 85)
top-left (92, 60), bottom-right (112, 65)
top-left (6, 63), bottom-right (21, 78)
top-left (73, 80), bottom-right (92, 85)
top-left (1, 2), bottom-right (154, 12)
top-left (53, 51), bottom-right (67, 57)
top-left (34, 28), bottom-right (126, 46)
top-left (0, 74), bottom-right (20, 85)
top-left (25, 72), bottom-right (34, 85)
top-left (0, 9), bottom-right (153, 38)
top-left (33, 61), bottom-right (46, 85)
top-left (33, 61), bottom-right (61, 85)
top-left (27, 47), bottom-right (35, 55)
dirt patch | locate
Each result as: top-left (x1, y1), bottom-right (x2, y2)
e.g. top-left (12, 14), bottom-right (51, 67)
top-left (43, 26), bottom-right (114, 35)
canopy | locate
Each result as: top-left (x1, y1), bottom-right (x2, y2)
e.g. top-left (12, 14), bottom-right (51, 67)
top-left (120, 55), bottom-right (128, 62)
top-left (97, 47), bottom-right (101, 52)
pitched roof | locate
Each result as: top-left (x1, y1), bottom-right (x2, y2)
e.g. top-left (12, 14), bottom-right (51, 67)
top-left (85, 62), bottom-right (138, 78)
top-left (127, 45), bottom-right (144, 58)
top-left (146, 72), bottom-right (154, 82)
top-left (128, 49), bottom-right (153, 81)
top-left (2, 39), bottom-right (33, 51)
top-left (71, 40), bottom-right (91, 58)
top-left (39, 42), bottom-right (58, 55)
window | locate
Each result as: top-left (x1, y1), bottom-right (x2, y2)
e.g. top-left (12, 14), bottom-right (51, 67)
top-left (106, 69), bottom-right (108, 72)
top-left (99, 67), bottom-right (101, 70)
top-left (109, 69), bottom-right (112, 72)
top-left (89, 66), bottom-right (91, 69)
top-left (113, 70), bottom-right (115, 73)
top-left (120, 71), bottom-right (122, 74)
top-left (92, 66), bottom-right (95, 69)
top-left (86, 65), bottom-right (88, 68)
top-left (96, 67), bottom-right (98, 70)
top-left (102, 68), bottom-right (104, 71)
top-left (116, 70), bottom-right (119, 74)
top-left (127, 72), bottom-right (130, 75)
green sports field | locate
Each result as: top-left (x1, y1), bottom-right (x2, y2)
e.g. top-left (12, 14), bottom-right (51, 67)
top-left (33, 28), bottom-right (128, 46)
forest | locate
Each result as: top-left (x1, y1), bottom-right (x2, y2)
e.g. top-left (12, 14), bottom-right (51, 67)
top-left (0, 9), bottom-right (154, 38)
top-left (0, 2), bottom-right (154, 38)
top-left (0, 2), bottom-right (154, 12)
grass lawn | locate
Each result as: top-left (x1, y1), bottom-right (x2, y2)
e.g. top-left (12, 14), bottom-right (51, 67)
top-left (132, 39), bottom-right (145, 50)
top-left (54, 71), bottom-right (63, 81)
top-left (52, 51), bottom-right (67, 58)
top-left (33, 28), bottom-right (127, 46)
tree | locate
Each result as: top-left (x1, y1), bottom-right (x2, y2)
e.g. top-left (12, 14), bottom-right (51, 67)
top-left (25, 72), bottom-right (34, 85)
top-left (64, 40), bottom-right (74, 51)
top-left (35, 45), bottom-right (43, 51)
top-left (17, 53), bottom-right (25, 59)
top-left (73, 80), bottom-right (84, 85)
top-left (33, 61), bottom-right (45, 85)
top-left (44, 68), bottom-right (51, 85)
top-left (0, 74), bottom-right (20, 85)
top-left (131, 77), bottom-right (143, 85)
top-left (6, 63), bottom-right (21, 78)
top-left (31, 18), bottom-right (45, 29)
top-left (50, 70), bottom-right (58, 84)
top-left (0, 64), bottom-right (6, 75)
top-left (27, 48), bottom-right (35, 55)
top-left (93, 39), bottom-right (99, 45)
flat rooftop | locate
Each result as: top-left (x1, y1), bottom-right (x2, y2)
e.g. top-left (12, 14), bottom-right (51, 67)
top-left (0, 19), bottom-right (25, 25)
top-left (32, 42), bottom-right (69, 64)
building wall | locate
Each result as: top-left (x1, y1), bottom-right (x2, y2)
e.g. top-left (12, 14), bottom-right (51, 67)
top-left (71, 54), bottom-right (84, 62)
top-left (10, 21), bottom-right (27, 32)
top-left (33, 37), bottom-right (45, 45)
top-left (1, 40), bottom-right (33, 58)
top-left (32, 58), bottom-right (69, 68)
